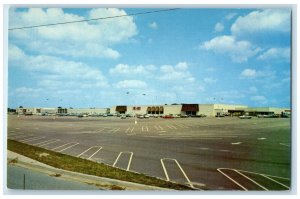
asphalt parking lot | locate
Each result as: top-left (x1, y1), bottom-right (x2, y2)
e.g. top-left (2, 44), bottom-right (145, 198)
top-left (7, 115), bottom-right (291, 190)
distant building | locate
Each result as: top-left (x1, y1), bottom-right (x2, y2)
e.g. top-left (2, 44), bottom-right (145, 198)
top-left (15, 104), bottom-right (290, 117)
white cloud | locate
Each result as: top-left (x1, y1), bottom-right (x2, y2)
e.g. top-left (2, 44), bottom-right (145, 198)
top-left (9, 44), bottom-right (109, 91)
top-left (204, 77), bottom-right (217, 84)
top-left (200, 35), bottom-right (261, 63)
top-left (114, 80), bottom-right (147, 89)
top-left (257, 47), bottom-right (290, 61)
top-left (240, 68), bottom-right (276, 79)
top-left (231, 9), bottom-right (290, 35)
top-left (240, 69), bottom-right (257, 78)
top-left (9, 8), bottom-right (138, 59)
top-left (149, 22), bottom-right (157, 29)
top-left (225, 13), bottom-right (237, 20)
top-left (109, 64), bottom-right (157, 77)
top-left (251, 95), bottom-right (267, 104)
top-left (159, 62), bottom-right (194, 82)
top-left (214, 22), bottom-right (224, 32)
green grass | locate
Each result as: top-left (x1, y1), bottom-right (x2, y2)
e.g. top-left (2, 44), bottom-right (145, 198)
top-left (7, 139), bottom-right (193, 190)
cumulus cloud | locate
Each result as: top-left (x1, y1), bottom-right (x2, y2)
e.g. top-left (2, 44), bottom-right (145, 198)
top-left (200, 35), bottom-right (261, 63)
top-left (240, 68), bottom-right (276, 79)
top-left (240, 69), bottom-right (257, 78)
top-left (231, 9), bottom-right (291, 35)
top-left (159, 62), bottom-right (194, 82)
top-left (214, 22), bottom-right (224, 32)
top-left (9, 8), bottom-right (138, 59)
top-left (257, 47), bottom-right (290, 61)
top-left (114, 80), bottom-right (147, 89)
top-left (251, 95), bottom-right (267, 104)
top-left (109, 64), bottom-right (157, 77)
top-left (149, 22), bottom-right (157, 29)
top-left (9, 44), bottom-right (109, 91)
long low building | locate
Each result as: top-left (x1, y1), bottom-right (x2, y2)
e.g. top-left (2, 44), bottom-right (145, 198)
top-left (15, 104), bottom-right (290, 117)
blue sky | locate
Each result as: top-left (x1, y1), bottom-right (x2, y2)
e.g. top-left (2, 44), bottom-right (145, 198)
top-left (8, 8), bottom-right (291, 108)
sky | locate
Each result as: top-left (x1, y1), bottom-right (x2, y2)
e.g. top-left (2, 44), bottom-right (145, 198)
top-left (7, 7), bottom-right (291, 109)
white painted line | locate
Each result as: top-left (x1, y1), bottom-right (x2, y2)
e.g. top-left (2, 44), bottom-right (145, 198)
top-left (88, 147), bottom-right (102, 160)
top-left (57, 143), bottom-right (79, 152)
top-left (234, 169), bottom-right (269, 191)
top-left (146, 126), bottom-right (149, 132)
top-left (112, 152), bottom-right (133, 171)
top-left (257, 137), bottom-right (267, 140)
top-left (34, 139), bottom-right (57, 146)
top-left (279, 143), bottom-right (290, 147)
top-left (11, 135), bottom-right (28, 139)
top-left (236, 169), bottom-right (290, 180)
top-left (39, 139), bottom-right (60, 147)
top-left (130, 127), bottom-right (134, 133)
top-left (77, 146), bottom-right (99, 158)
top-left (112, 128), bottom-right (120, 133)
top-left (142, 126), bottom-right (144, 131)
top-left (127, 152), bottom-right (133, 171)
top-left (231, 142), bottom-right (242, 145)
top-left (260, 174), bottom-right (290, 189)
top-left (97, 129), bottom-right (105, 133)
top-left (160, 159), bottom-right (170, 181)
top-left (51, 142), bottom-right (72, 150)
top-left (166, 125), bottom-right (177, 129)
top-left (21, 136), bottom-right (46, 143)
top-left (112, 153), bottom-right (122, 167)
top-left (217, 168), bottom-right (248, 191)
top-left (15, 128), bottom-right (20, 130)
top-left (125, 127), bottom-right (130, 133)
top-left (158, 125), bottom-right (163, 130)
top-left (161, 158), bottom-right (195, 189)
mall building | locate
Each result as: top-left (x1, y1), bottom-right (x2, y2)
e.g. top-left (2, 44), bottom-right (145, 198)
top-left (16, 103), bottom-right (290, 117)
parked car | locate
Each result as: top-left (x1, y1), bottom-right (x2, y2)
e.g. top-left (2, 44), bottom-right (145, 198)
top-left (144, 114), bottom-right (150, 119)
top-left (180, 114), bottom-right (188, 118)
top-left (102, 114), bottom-right (108, 117)
top-left (120, 114), bottom-right (126, 119)
top-left (162, 115), bottom-right (174, 119)
top-left (137, 115), bottom-right (144, 119)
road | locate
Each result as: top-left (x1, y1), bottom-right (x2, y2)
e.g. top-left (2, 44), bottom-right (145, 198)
top-left (7, 115), bottom-right (291, 190)
top-left (7, 164), bottom-right (101, 190)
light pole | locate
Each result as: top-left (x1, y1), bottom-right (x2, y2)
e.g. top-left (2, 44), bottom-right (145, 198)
top-left (126, 92), bottom-right (146, 124)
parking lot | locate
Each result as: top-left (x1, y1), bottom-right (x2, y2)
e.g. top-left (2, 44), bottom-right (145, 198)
top-left (7, 115), bottom-right (291, 190)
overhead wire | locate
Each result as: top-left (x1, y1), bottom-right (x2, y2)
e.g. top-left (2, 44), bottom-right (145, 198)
top-left (8, 8), bottom-right (180, 31)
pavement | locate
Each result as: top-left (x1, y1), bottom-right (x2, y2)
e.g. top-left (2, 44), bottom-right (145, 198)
top-left (6, 150), bottom-right (171, 191)
top-left (7, 115), bottom-right (291, 190)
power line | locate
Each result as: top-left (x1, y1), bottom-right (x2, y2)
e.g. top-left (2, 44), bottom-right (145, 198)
top-left (9, 8), bottom-right (180, 31)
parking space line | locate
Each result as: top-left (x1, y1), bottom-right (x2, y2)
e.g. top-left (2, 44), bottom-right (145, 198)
top-left (34, 139), bottom-right (57, 146)
top-left (11, 134), bottom-right (28, 139)
top-left (97, 129), bottom-right (105, 133)
top-left (113, 152), bottom-right (133, 171)
top-left (166, 125), bottom-right (177, 129)
top-left (158, 125), bottom-right (163, 130)
top-left (236, 169), bottom-right (290, 180)
top-left (217, 168), bottom-right (248, 191)
top-left (21, 136), bottom-right (46, 143)
top-left (77, 146), bottom-right (101, 158)
top-left (142, 126), bottom-right (144, 131)
top-left (88, 147), bottom-right (103, 160)
top-left (38, 139), bottom-right (60, 147)
top-left (125, 127), bottom-right (130, 133)
top-left (279, 143), bottom-right (290, 147)
top-left (234, 169), bottom-right (268, 191)
top-left (131, 127), bottom-right (134, 133)
top-left (261, 174), bottom-right (290, 189)
top-left (160, 158), bottom-right (195, 189)
top-left (57, 143), bottom-right (79, 152)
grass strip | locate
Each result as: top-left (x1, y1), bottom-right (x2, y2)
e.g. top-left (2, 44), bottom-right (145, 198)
top-left (7, 139), bottom-right (193, 190)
